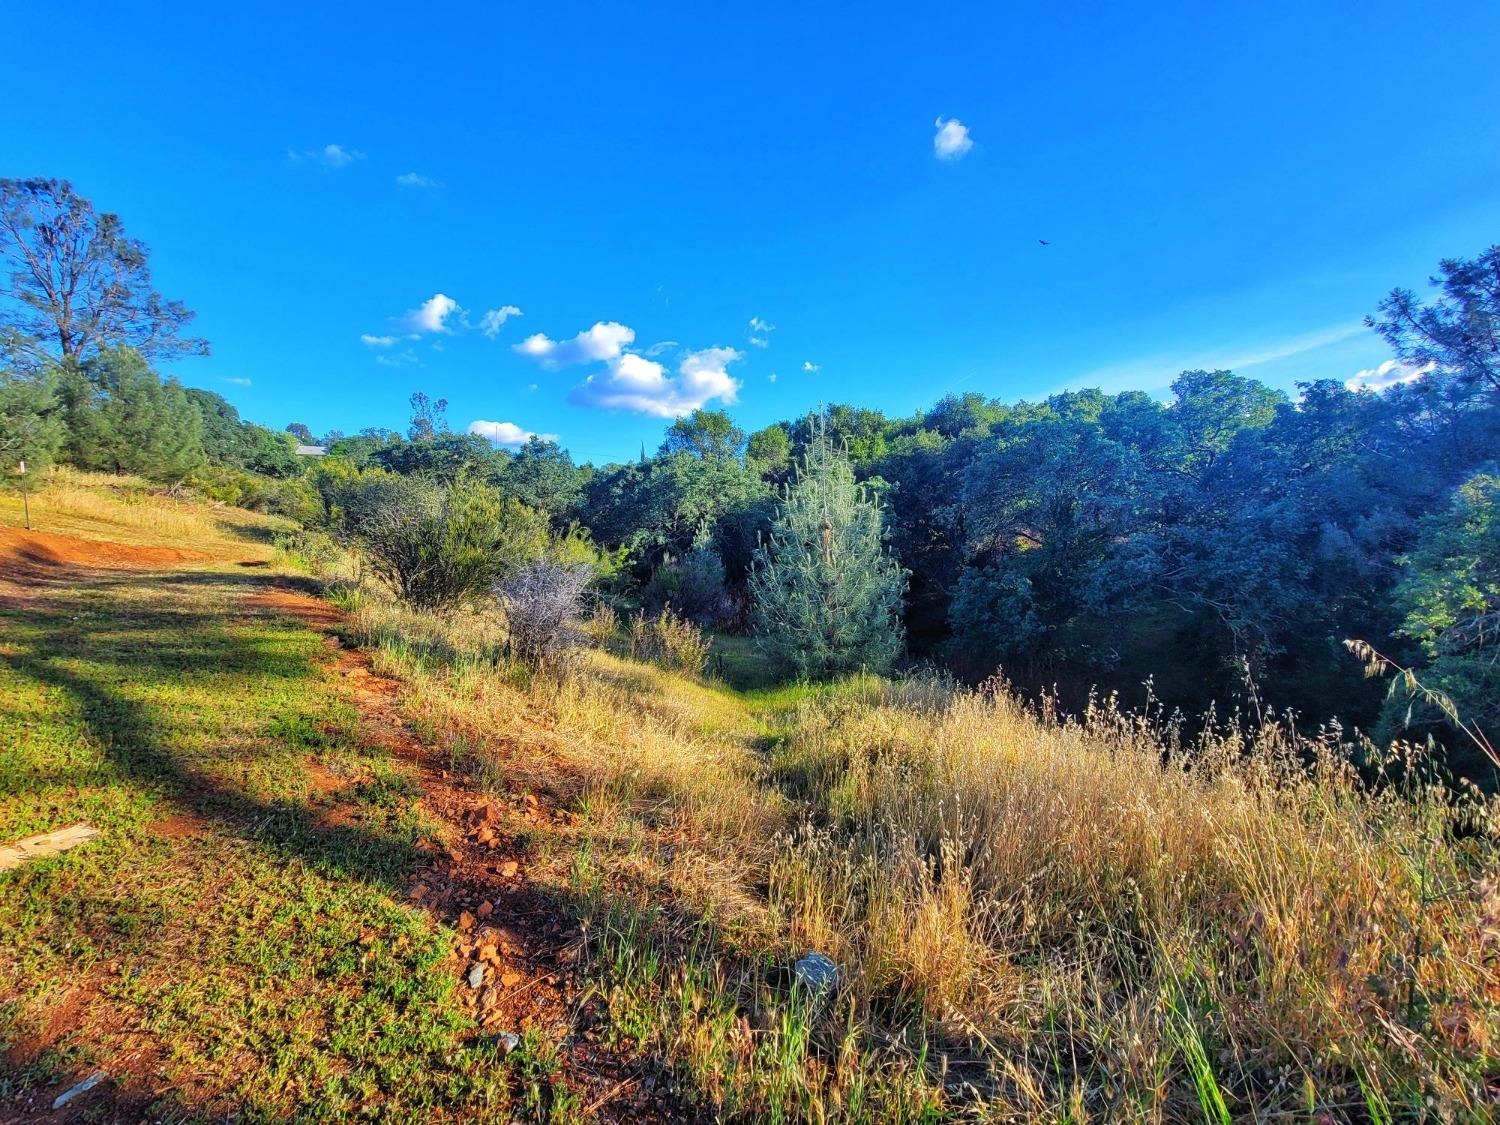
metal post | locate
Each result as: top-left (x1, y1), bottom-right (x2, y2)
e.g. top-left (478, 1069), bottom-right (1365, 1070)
top-left (17, 459), bottom-right (29, 531)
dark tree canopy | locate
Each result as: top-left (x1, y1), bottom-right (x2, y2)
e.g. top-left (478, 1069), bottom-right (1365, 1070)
top-left (0, 179), bottom-right (208, 365)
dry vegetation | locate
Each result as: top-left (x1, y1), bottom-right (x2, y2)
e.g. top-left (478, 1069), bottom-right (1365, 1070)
top-left (5, 472), bottom-right (1497, 1121)
top-left (1, 466), bottom-right (291, 558)
top-left (334, 582), bottom-right (1500, 1122)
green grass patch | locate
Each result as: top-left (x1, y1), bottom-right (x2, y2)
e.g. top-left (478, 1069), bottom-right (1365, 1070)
top-left (0, 566), bottom-right (515, 1118)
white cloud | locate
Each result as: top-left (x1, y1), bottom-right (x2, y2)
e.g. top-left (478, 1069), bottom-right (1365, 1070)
top-left (933, 117), bottom-right (973, 161)
top-left (375, 350), bottom-right (420, 368)
top-left (515, 321), bottom-right (635, 368)
top-left (396, 172), bottom-right (441, 188)
top-left (291, 143), bottom-right (365, 169)
top-left (643, 339), bottom-right (679, 357)
top-left (749, 316), bottom-right (776, 347)
top-left (1346, 359), bottom-right (1435, 393)
top-left (768, 372), bottom-right (778, 383)
top-left (399, 293), bottom-right (463, 335)
top-left (360, 333), bottom-right (400, 348)
top-left (219, 376), bottom-right (252, 387)
top-left (479, 306), bottom-right (523, 338)
top-left (802, 360), bottom-right (820, 373)
top-left (467, 419), bottom-right (558, 449)
top-left (569, 346), bottom-right (742, 417)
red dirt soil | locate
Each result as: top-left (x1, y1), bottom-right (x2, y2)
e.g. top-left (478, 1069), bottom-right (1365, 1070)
top-left (0, 526), bottom-right (214, 575)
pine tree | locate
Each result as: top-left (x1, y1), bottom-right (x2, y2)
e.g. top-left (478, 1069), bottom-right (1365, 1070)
top-left (0, 368), bottom-right (64, 478)
top-left (62, 347), bottom-right (204, 480)
top-left (749, 412), bottom-right (906, 678)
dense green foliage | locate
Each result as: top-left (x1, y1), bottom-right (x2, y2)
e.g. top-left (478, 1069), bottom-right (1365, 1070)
top-left (1389, 471), bottom-right (1500, 740)
top-left (351, 475), bottom-right (550, 612)
top-left (58, 348), bottom-right (204, 479)
top-left (3, 175), bottom-right (1496, 766)
top-left (0, 366), bottom-right (64, 477)
top-left (748, 416), bottom-right (907, 678)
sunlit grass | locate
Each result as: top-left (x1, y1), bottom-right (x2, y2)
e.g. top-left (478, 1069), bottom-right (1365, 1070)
top-left (0, 560), bottom-right (515, 1117)
top-left (344, 584), bottom-right (1500, 1121)
top-left (0, 466), bottom-right (290, 559)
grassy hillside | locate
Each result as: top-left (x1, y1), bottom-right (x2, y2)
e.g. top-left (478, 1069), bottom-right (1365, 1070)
top-left (2, 472), bottom-right (1498, 1121)
top-left (0, 467), bottom-right (293, 558)
top-left (341, 591), bottom-right (1500, 1121)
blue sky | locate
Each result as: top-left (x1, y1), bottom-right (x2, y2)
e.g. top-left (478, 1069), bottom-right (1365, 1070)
top-left (7, 2), bottom-right (1499, 463)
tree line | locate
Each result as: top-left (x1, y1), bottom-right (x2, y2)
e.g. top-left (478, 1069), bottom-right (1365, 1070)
top-left (2, 177), bottom-right (1496, 770)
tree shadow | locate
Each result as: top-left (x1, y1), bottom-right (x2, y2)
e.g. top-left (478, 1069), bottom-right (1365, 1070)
top-left (1, 567), bottom-right (422, 891)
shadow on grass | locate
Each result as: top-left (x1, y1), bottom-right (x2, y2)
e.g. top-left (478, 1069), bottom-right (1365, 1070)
top-left (0, 567), bottom-right (421, 891)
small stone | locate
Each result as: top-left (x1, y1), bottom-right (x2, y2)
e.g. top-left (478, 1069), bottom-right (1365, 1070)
top-left (523, 793), bottom-right (539, 808)
top-left (500, 970), bottom-right (523, 987)
top-left (458, 911), bottom-right (475, 931)
top-left (496, 1031), bottom-right (520, 1056)
top-left (467, 963), bottom-right (486, 988)
top-left (51, 1071), bottom-right (106, 1111)
top-left (497, 860), bottom-right (519, 878)
top-left (477, 901), bottom-right (494, 918)
top-left (793, 951), bottom-right (839, 994)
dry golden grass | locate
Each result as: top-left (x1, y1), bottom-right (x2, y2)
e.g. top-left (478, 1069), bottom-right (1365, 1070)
top-left (769, 682), bottom-right (1500, 1119)
top-left (333, 582), bottom-right (1500, 1121)
top-left (0, 467), bottom-right (289, 560)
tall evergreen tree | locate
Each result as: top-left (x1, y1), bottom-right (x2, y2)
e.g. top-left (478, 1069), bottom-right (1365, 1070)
top-left (0, 179), bottom-right (207, 365)
top-left (62, 347), bottom-right (203, 480)
top-left (0, 367), bottom-right (64, 477)
top-left (749, 413), bottom-right (906, 678)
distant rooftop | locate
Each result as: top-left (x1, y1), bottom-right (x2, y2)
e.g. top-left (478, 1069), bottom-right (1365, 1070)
top-left (294, 445), bottom-right (327, 457)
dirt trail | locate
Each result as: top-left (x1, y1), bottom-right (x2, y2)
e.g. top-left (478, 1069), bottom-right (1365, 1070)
top-left (1, 534), bottom-right (688, 1121)
top-left (242, 584), bottom-right (690, 1122)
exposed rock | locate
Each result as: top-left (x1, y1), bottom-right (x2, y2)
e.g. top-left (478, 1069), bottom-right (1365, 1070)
top-left (793, 951), bottom-right (839, 994)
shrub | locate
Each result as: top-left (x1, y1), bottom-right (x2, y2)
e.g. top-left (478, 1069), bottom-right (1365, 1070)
top-left (643, 523), bottom-right (730, 626)
top-left (356, 475), bottom-right (548, 612)
top-left (627, 606), bottom-right (712, 677)
top-left (498, 560), bottom-right (593, 667)
top-left (271, 529), bottom-right (341, 576)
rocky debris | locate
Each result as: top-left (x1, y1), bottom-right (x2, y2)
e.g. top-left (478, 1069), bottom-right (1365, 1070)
top-left (467, 963), bottom-right (486, 989)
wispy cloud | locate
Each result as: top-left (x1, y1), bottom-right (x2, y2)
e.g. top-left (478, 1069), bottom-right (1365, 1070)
top-left (289, 143), bottom-right (365, 169)
top-left (515, 321), bottom-right (635, 368)
top-left (479, 305), bottom-right (523, 339)
top-left (1059, 321), bottom-right (1368, 395)
top-left (219, 376), bottom-right (252, 387)
top-left (933, 117), bottom-right (973, 161)
top-left (802, 360), bottom-right (820, 373)
top-left (360, 334), bottom-right (400, 348)
top-left (467, 419), bottom-right (558, 449)
top-left (569, 346), bottom-right (743, 417)
top-left (749, 316), bottom-right (776, 348)
top-left (768, 372), bottom-right (778, 383)
top-left (1346, 359), bottom-right (1434, 393)
top-left (375, 350), bottom-right (420, 368)
top-left (396, 172), bottom-right (441, 188)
